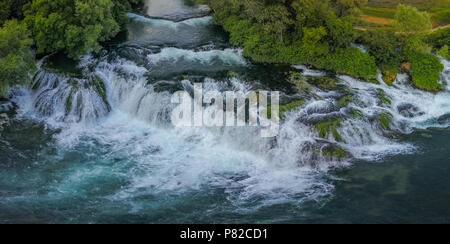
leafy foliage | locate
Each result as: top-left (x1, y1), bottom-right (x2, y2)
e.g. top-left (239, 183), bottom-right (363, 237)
top-left (395, 4), bottom-right (433, 53)
top-left (0, 20), bottom-right (36, 96)
top-left (200, 0), bottom-right (379, 79)
top-left (407, 51), bottom-right (444, 92)
top-left (24, 0), bottom-right (121, 59)
top-left (0, 0), bottom-right (32, 26)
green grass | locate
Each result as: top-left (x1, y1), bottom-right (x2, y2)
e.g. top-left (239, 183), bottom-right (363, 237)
top-left (362, 7), bottom-right (396, 19)
top-left (366, 0), bottom-right (450, 11)
top-left (363, 1), bottom-right (450, 26)
top-left (430, 7), bottom-right (450, 25)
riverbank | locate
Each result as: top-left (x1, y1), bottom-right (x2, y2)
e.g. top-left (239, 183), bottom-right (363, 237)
top-left (197, 0), bottom-right (448, 91)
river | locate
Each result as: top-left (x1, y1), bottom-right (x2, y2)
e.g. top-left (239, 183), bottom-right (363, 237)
top-left (0, 0), bottom-right (450, 223)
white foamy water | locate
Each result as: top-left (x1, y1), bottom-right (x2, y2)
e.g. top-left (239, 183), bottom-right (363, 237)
top-left (340, 58), bottom-right (450, 130)
top-left (147, 47), bottom-right (247, 65)
top-left (127, 13), bottom-right (213, 29)
top-left (144, 0), bottom-right (211, 21)
top-left (15, 70), bottom-right (110, 125)
top-left (15, 52), bottom-right (450, 210)
top-left (293, 65), bottom-right (327, 77)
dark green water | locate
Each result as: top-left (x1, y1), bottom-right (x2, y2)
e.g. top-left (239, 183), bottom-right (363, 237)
top-left (1, 0), bottom-right (450, 224)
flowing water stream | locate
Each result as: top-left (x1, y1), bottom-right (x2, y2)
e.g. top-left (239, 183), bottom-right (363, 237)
top-left (1, 0), bottom-right (450, 223)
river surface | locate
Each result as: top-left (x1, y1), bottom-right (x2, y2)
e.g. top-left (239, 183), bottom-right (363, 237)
top-left (0, 0), bottom-right (450, 224)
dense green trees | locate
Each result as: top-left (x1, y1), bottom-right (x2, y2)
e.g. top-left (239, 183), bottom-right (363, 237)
top-left (0, 0), bottom-right (142, 96)
top-left (0, 0), bottom-right (32, 26)
top-left (199, 0), bottom-right (378, 79)
top-left (0, 20), bottom-right (36, 96)
top-left (24, 0), bottom-right (120, 58)
top-left (200, 0), bottom-right (446, 89)
top-left (395, 4), bottom-right (433, 53)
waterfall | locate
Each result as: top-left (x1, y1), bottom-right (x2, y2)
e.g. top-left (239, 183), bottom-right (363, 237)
top-left (9, 9), bottom-right (450, 210)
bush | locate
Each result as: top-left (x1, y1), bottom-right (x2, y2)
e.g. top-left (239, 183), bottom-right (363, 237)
top-left (426, 27), bottom-right (450, 49)
top-left (0, 20), bottom-right (35, 96)
top-left (406, 51), bottom-right (444, 92)
top-left (314, 47), bottom-right (379, 80)
top-left (437, 45), bottom-right (449, 59)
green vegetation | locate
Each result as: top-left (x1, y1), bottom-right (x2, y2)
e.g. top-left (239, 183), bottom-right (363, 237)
top-left (426, 27), bottom-right (450, 51)
top-left (267, 100), bottom-right (305, 120)
top-left (377, 88), bottom-right (392, 105)
top-left (202, 1), bottom-right (447, 87)
top-left (361, 7), bottom-right (396, 19)
top-left (396, 4), bottom-right (433, 53)
top-left (352, 108), bottom-right (364, 119)
top-left (322, 145), bottom-right (350, 160)
top-left (338, 95), bottom-right (353, 107)
top-left (381, 67), bottom-right (398, 85)
top-left (0, 0), bottom-right (31, 26)
top-left (366, 0), bottom-right (450, 11)
top-left (430, 6), bottom-right (450, 25)
top-left (378, 112), bottom-right (393, 130)
top-left (316, 120), bottom-right (344, 142)
top-left (279, 100), bottom-right (306, 119)
top-left (437, 45), bottom-right (449, 58)
top-left (306, 76), bottom-right (339, 90)
top-left (24, 0), bottom-right (121, 59)
top-left (407, 51), bottom-right (444, 91)
top-left (199, 0), bottom-right (379, 80)
top-left (0, 19), bottom-right (36, 96)
top-left (0, 0), bottom-right (143, 96)
top-left (289, 72), bottom-right (312, 94)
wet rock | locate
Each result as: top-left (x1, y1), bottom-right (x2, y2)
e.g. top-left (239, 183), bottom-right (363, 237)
top-left (401, 62), bottom-right (412, 73)
top-left (305, 100), bottom-right (337, 114)
top-left (0, 98), bottom-right (17, 115)
top-left (299, 112), bottom-right (344, 125)
top-left (437, 114), bottom-right (450, 125)
top-left (397, 103), bottom-right (425, 118)
top-left (0, 113), bottom-right (10, 132)
top-left (302, 140), bottom-right (351, 166)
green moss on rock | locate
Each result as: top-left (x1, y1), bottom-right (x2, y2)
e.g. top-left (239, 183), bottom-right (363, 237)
top-left (267, 100), bottom-right (305, 120)
top-left (378, 112), bottom-right (393, 130)
top-left (352, 109), bottom-right (364, 119)
top-left (381, 66), bottom-right (398, 86)
top-left (306, 76), bottom-right (338, 90)
top-left (316, 120), bottom-right (344, 142)
top-left (322, 145), bottom-right (350, 160)
top-left (377, 88), bottom-right (392, 105)
top-left (338, 95), bottom-right (353, 108)
top-left (289, 72), bottom-right (312, 94)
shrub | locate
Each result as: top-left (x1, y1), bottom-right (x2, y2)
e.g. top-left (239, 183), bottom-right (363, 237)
top-left (314, 47), bottom-right (379, 80)
top-left (406, 51), bottom-right (444, 92)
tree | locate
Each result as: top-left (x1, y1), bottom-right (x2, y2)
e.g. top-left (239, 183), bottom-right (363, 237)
top-left (395, 4), bottom-right (432, 34)
top-left (395, 4), bottom-right (433, 53)
top-left (24, 0), bottom-right (120, 59)
top-left (325, 17), bottom-right (354, 49)
top-left (300, 27), bottom-right (330, 61)
top-left (0, 0), bottom-right (32, 26)
top-left (331, 0), bottom-right (367, 17)
top-left (363, 29), bottom-right (401, 67)
top-left (0, 20), bottom-right (36, 96)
